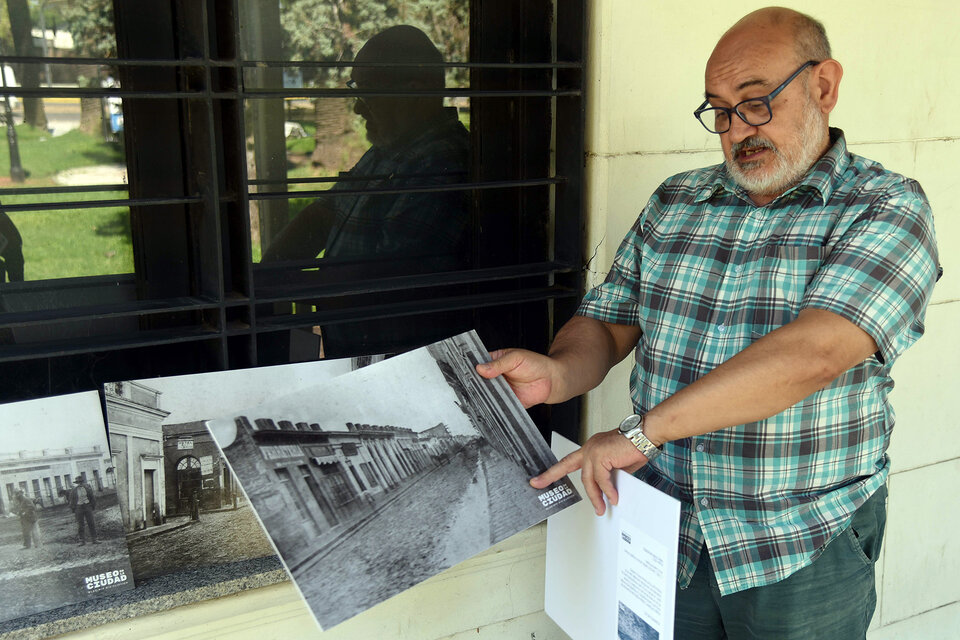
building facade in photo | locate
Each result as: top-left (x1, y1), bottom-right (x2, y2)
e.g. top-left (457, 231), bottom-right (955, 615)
top-left (227, 415), bottom-right (462, 555)
top-left (428, 332), bottom-right (553, 475)
top-left (0, 445), bottom-right (112, 514)
top-left (104, 381), bottom-right (169, 531)
top-left (162, 421), bottom-right (239, 515)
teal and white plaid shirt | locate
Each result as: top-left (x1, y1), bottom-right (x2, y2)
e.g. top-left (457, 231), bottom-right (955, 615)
top-left (578, 129), bottom-right (940, 596)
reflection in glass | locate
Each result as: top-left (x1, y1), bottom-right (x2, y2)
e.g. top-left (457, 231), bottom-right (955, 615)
top-left (243, 0), bottom-right (470, 259)
top-left (245, 12), bottom-right (472, 357)
top-left (0, 2), bottom-right (131, 285)
top-left (261, 25), bottom-right (470, 267)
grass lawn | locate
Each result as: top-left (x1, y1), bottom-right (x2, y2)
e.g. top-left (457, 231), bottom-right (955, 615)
top-left (5, 190), bottom-right (133, 282)
top-left (1, 125), bottom-right (132, 281)
top-left (0, 126), bottom-right (123, 180)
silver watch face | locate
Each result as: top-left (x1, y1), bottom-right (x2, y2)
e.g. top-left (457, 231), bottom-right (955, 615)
top-left (618, 414), bottom-right (643, 433)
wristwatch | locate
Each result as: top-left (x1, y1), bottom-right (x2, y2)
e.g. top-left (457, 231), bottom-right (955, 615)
top-left (618, 414), bottom-right (662, 462)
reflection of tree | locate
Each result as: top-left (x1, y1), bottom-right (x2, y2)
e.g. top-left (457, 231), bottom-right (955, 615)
top-left (280, 0), bottom-right (468, 169)
top-left (61, 0), bottom-right (116, 136)
top-left (6, 0), bottom-right (47, 129)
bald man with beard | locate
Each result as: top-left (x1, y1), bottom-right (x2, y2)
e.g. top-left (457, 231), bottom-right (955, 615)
top-left (478, 8), bottom-right (940, 638)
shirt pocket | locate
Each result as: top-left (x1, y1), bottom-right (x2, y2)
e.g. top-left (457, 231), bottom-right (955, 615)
top-left (750, 244), bottom-right (826, 334)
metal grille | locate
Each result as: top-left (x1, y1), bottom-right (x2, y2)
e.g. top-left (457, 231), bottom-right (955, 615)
top-left (0, 0), bottom-right (585, 441)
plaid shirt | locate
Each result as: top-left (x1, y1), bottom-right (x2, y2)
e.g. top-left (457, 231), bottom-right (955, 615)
top-left (578, 129), bottom-right (940, 596)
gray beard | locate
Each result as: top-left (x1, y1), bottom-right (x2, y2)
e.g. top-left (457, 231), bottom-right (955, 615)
top-left (725, 100), bottom-right (826, 199)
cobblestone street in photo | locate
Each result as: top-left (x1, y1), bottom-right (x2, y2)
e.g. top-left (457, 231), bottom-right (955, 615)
top-left (128, 503), bottom-right (277, 580)
top-left (480, 443), bottom-right (545, 543)
top-left (0, 494), bottom-right (131, 620)
top-left (298, 446), bottom-right (485, 628)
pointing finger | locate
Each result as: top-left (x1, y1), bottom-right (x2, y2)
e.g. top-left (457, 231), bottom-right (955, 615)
top-left (530, 450), bottom-right (583, 489)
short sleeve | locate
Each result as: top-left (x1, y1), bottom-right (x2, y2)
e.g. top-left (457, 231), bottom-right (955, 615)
top-left (801, 178), bottom-right (939, 363)
top-left (577, 214), bottom-right (646, 326)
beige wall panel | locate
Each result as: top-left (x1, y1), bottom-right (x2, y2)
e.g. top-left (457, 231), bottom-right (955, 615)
top-left (830, 4), bottom-right (960, 144)
top-left (444, 610), bottom-right (570, 640)
top-left (868, 601), bottom-right (960, 640)
top-left (881, 458), bottom-right (960, 625)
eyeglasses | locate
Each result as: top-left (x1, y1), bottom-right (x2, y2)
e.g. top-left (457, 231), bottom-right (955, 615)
top-left (345, 79), bottom-right (367, 108)
top-left (693, 60), bottom-right (819, 134)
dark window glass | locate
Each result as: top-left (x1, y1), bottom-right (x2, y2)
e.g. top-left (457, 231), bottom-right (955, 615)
top-left (0, 0), bottom-right (585, 443)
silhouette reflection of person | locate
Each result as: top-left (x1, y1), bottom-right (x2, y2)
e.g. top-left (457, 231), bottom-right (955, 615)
top-left (262, 25), bottom-right (471, 357)
top-left (0, 210), bottom-right (24, 283)
top-left (0, 209), bottom-right (24, 343)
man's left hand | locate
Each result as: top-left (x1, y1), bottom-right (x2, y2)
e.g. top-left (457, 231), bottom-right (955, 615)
top-left (530, 429), bottom-right (649, 516)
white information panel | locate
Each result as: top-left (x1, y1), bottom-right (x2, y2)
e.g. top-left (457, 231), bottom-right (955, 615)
top-left (545, 433), bottom-right (681, 640)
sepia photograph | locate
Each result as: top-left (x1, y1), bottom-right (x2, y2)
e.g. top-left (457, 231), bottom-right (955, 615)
top-left (104, 358), bottom-right (357, 584)
top-left (0, 391), bottom-right (135, 623)
top-left (206, 330), bottom-right (580, 630)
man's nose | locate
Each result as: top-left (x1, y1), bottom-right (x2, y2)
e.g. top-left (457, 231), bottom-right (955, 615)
top-left (726, 113), bottom-right (759, 144)
top-left (353, 96), bottom-right (369, 118)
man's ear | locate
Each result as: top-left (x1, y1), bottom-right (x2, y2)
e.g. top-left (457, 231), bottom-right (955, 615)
top-left (813, 59), bottom-right (843, 115)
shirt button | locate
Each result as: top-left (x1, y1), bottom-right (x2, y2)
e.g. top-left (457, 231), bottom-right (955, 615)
top-left (699, 497), bottom-right (709, 508)
top-left (695, 443), bottom-right (706, 453)
top-left (734, 265), bottom-right (743, 274)
top-left (717, 323), bottom-right (726, 333)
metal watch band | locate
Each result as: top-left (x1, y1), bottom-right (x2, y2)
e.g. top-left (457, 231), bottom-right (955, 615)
top-left (618, 414), bottom-right (662, 461)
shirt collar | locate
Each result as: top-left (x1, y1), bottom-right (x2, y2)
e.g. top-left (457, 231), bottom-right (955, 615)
top-left (694, 127), bottom-right (850, 205)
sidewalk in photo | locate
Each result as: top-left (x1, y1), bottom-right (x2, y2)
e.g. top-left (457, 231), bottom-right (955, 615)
top-left (125, 516), bottom-right (194, 544)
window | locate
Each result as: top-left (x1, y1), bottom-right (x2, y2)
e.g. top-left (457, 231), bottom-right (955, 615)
top-left (0, 0), bottom-right (585, 442)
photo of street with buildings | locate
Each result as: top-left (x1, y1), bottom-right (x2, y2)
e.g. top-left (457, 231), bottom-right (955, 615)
top-left (207, 330), bottom-right (580, 630)
top-left (105, 358), bottom-right (357, 583)
top-left (0, 391), bottom-right (134, 622)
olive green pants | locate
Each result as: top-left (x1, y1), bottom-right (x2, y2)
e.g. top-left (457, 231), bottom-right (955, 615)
top-left (675, 485), bottom-right (887, 640)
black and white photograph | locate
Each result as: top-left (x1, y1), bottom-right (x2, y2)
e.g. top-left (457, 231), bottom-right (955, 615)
top-left (619, 601), bottom-right (660, 640)
top-left (206, 330), bottom-right (581, 630)
top-left (104, 358), bottom-right (357, 584)
top-left (0, 391), bottom-right (135, 623)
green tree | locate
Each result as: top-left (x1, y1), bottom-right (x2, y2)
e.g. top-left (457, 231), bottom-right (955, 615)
top-left (5, 0), bottom-right (47, 129)
top-left (60, 0), bottom-right (115, 136)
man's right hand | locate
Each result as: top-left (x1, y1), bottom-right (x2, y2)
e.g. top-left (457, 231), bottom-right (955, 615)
top-left (475, 348), bottom-right (560, 408)
top-left (476, 317), bottom-right (641, 409)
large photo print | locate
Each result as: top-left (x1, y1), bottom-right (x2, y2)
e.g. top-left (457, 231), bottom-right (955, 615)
top-left (207, 330), bottom-right (580, 630)
top-left (0, 391), bottom-right (134, 623)
top-left (104, 358), bottom-right (356, 584)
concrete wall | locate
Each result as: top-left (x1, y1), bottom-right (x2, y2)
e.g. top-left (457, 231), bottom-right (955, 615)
top-left (58, 1), bottom-right (958, 638)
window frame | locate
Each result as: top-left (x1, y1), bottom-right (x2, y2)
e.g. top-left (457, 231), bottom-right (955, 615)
top-left (0, 0), bottom-right (586, 442)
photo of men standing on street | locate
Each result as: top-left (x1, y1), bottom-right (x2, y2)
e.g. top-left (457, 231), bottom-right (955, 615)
top-left (206, 330), bottom-right (580, 630)
top-left (0, 391), bottom-right (134, 623)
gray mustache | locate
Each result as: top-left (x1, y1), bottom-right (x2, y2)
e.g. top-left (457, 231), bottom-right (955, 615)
top-left (731, 136), bottom-right (776, 156)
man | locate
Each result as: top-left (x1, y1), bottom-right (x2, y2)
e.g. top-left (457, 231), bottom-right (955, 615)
top-left (477, 8), bottom-right (939, 638)
top-left (262, 25), bottom-right (470, 357)
top-left (70, 476), bottom-right (99, 546)
top-left (12, 489), bottom-right (41, 549)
